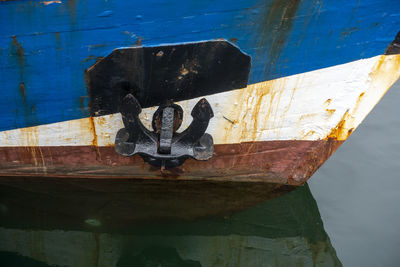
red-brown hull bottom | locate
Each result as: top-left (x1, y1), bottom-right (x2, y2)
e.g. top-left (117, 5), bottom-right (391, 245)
top-left (0, 139), bottom-right (343, 185)
top-left (0, 139), bottom-right (343, 225)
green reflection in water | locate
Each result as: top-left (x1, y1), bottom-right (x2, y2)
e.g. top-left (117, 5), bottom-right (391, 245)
top-left (0, 184), bottom-right (341, 267)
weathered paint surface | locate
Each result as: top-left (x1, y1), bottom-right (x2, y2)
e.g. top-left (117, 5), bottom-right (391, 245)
top-left (1, 0), bottom-right (400, 131)
top-left (1, 54), bottom-right (399, 147)
top-left (0, 140), bottom-right (342, 185)
top-left (0, 53), bottom-right (398, 184)
top-left (1, 0), bottom-right (400, 187)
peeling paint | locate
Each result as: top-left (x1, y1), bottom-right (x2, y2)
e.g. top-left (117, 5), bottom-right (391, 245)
top-left (1, 0), bottom-right (399, 135)
top-left (0, 53), bottom-right (398, 184)
top-left (1, 54), bottom-right (400, 148)
top-left (325, 54), bottom-right (400, 141)
top-left (40, 1), bottom-right (61, 5)
top-left (326, 110), bottom-right (352, 140)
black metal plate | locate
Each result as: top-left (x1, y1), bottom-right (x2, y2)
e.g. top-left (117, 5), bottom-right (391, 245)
top-left (385, 31), bottom-right (400, 55)
top-left (86, 40), bottom-right (251, 116)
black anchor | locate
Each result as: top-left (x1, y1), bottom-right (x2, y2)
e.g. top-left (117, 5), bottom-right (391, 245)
top-left (115, 94), bottom-right (214, 169)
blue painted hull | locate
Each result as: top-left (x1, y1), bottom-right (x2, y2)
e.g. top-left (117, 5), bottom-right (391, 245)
top-left (1, 0), bottom-right (400, 131)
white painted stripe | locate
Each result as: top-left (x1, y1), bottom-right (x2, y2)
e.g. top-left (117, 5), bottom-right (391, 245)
top-left (1, 54), bottom-right (399, 147)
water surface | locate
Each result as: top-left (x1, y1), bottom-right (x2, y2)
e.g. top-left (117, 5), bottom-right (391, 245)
top-left (309, 79), bottom-right (400, 267)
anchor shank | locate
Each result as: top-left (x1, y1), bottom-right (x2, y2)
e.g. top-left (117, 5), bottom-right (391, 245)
top-left (158, 107), bottom-right (174, 154)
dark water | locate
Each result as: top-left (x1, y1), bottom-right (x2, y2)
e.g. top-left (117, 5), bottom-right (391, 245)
top-left (0, 183), bottom-right (341, 266)
top-left (0, 80), bottom-right (399, 266)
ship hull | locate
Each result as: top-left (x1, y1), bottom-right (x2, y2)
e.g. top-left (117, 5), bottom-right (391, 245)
top-left (0, 54), bottom-right (399, 186)
top-left (1, 0), bottom-right (400, 208)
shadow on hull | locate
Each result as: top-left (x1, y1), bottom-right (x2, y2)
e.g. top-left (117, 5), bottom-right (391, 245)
top-left (0, 177), bottom-right (297, 228)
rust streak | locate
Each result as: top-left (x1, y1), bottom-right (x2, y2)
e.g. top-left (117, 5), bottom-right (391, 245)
top-left (228, 38), bottom-right (238, 43)
top-left (54, 32), bottom-right (61, 50)
top-left (11, 36), bottom-right (26, 88)
top-left (19, 82), bottom-right (27, 103)
top-left (134, 37), bottom-right (142, 46)
top-left (18, 127), bottom-right (46, 167)
top-left (302, 130), bottom-right (316, 138)
top-left (38, 147), bottom-right (46, 169)
top-left (325, 109), bottom-right (336, 115)
top-left (89, 117), bottom-right (101, 160)
top-left (255, 0), bottom-right (302, 77)
top-left (88, 44), bottom-right (108, 51)
top-left (341, 27), bottom-right (358, 37)
top-left (81, 55), bottom-right (98, 63)
top-left (324, 99), bottom-right (332, 106)
top-left (66, 0), bottom-right (77, 25)
top-left (369, 55), bottom-right (400, 88)
top-left (11, 36), bottom-right (31, 123)
top-left (11, 36), bottom-right (24, 68)
top-left (326, 110), bottom-right (352, 140)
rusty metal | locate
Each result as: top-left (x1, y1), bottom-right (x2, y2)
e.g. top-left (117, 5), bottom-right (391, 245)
top-left (0, 138), bottom-right (345, 187)
top-left (115, 94), bottom-right (214, 169)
